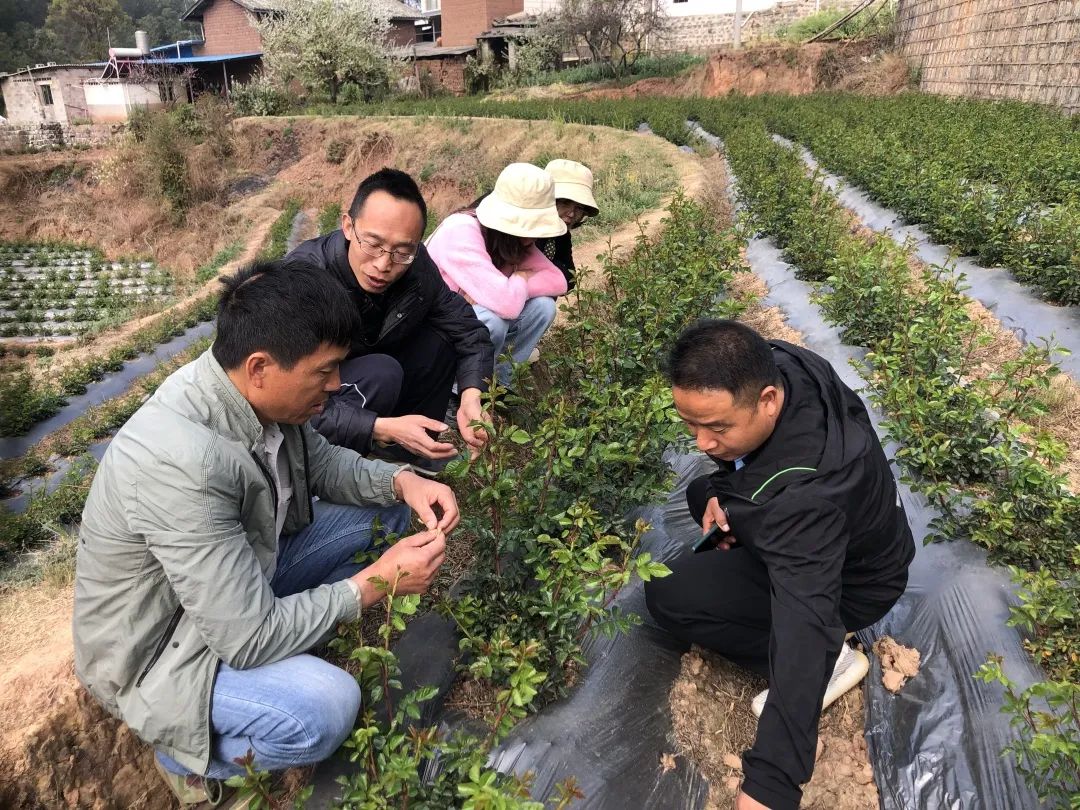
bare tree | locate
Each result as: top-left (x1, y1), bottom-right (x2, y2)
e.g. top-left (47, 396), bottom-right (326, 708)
top-left (558, 0), bottom-right (668, 78)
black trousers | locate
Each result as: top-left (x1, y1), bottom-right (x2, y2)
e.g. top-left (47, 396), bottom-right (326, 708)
top-left (311, 324), bottom-right (458, 455)
top-left (644, 474), bottom-right (904, 678)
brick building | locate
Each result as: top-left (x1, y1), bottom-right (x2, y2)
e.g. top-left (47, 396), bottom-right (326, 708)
top-left (180, 0), bottom-right (427, 56)
top-left (440, 0), bottom-right (524, 47)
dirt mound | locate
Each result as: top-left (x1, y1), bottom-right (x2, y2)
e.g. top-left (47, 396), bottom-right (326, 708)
top-left (670, 646), bottom-right (879, 810)
top-left (578, 40), bottom-right (906, 101)
top-left (0, 586), bottom-right (175, 809)
top-left (1, 685), bottom-right (174, 810)
top-left (581, 75), bottom-right (690, 100)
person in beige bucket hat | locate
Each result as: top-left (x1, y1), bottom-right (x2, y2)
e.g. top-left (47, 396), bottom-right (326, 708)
top-left (427, 163), bottom-right (569, 390)
top-left (535, 158), bottom-right (600, 292)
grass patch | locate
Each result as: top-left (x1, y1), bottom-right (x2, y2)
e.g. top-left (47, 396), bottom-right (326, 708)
top-left (260, 199), bottom-right (303, 261)
top-left (317, 202), bottom-right (342, 236)
top-left (196, 240), bottom-right (244, 283)
top-left (525, 53), bottom-right (704, 87)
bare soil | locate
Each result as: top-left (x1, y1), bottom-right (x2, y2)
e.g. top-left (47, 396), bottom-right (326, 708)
top-left (873, 636), bottom-right (921, 694)
top-left (670, 647), bottom-right (878, 810)
top-left (570, 40), bottom-right (904, 102)
top-left (0, 584), bottom-right (177, 809)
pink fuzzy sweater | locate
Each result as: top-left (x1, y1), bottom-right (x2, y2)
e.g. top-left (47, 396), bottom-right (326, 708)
top-left (426, 213), bottom-right (568, 320)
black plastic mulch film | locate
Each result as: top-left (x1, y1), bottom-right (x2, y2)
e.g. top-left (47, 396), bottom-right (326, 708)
top-left (306, 128), bottom-right (1058, 809)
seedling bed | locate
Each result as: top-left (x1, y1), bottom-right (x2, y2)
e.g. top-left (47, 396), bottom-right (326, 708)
top-left (0, 245), bottom-right (173, 339)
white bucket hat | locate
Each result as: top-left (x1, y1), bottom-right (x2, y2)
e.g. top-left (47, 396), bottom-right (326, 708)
top-left (476, 163), bottom-right (567, 239)
top-left (544, 159), bottom-right (599, 217)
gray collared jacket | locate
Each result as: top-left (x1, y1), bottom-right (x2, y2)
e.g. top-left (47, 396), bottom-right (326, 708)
top-left (73, 349), bottom-right (401, 773)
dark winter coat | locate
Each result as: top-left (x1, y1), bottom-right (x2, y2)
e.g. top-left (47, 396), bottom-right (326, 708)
top-left (287, 229), bottom-right (495, 450)
top-left (706, 341), bottom-right (915, 810)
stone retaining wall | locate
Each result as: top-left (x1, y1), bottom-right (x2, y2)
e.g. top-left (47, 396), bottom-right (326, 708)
top-left (896, 0), bottom-right (1080, 114)
top-left (0, 122), bottom-right (121, 153)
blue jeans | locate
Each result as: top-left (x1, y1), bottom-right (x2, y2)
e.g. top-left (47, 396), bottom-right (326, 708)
top-left (473, 296), bottom-right (558, 388)
top-left (158, 500), bottom-right (412, 779)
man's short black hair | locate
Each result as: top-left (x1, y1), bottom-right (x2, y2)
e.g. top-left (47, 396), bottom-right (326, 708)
top-left (348, 167), bottom-right (428, 230)
top-left (666, 320), bottom-right (783, 406)
top-left (212, 260), bottom-right (360, 371)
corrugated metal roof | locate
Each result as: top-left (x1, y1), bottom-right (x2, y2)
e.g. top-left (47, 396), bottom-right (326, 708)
top-left (133, 52), bottom-right (263, 64)
top-left (410, 43), bottom-right (476, 57)
top-left (0, 63), bottom-right (105, 79)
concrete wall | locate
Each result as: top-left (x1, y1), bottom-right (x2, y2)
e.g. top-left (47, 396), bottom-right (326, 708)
top-left (83, 80), bottom-right (177, 122)
top-left (0, 68), bottom-right (98, 126)
top-left (662, 0), bottom-right (791, 17)
top-left (441, 0), bottom-right (523, 47)
top-left (195, 0), bottom-right (265, 56)
top-left (896, 0), bottom-right (1080, 114)
top-left (657, 0), bottom-right (862, 52)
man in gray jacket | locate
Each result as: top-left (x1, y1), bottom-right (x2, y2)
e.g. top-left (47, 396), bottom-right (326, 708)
top-left (74, 260), bottom-right (459, 805)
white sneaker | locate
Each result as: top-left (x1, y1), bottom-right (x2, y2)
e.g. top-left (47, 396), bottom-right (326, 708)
top-left (527, 347), bottom-right (541, 363)
top-left (751, 643), bottom-right (869, 718)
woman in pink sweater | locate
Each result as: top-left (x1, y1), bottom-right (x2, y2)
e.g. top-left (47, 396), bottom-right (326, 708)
top-left (427, 162), bottom-right (568, 388)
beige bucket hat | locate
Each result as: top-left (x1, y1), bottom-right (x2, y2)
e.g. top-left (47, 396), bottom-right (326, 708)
top-left (476, 163), bottom-right (567, 239)
top-left (544, 159), bottom-right (599, 217)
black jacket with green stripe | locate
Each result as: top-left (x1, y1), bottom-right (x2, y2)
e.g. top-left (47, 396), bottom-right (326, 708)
top-left (705, 340), bottom-right (915, 810)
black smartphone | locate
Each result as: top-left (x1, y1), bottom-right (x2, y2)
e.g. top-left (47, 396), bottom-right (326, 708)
top-left (691, 524), bottom-right (724, 553)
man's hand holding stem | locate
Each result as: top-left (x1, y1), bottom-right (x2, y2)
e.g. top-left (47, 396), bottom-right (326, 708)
top-left (350, 470), bottom-right (458, 607)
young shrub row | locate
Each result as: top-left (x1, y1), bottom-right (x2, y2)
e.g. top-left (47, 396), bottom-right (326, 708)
top-left (0, 294), bottom-right (218, 440)
top-left (317, 196), bottom-right (746, 808)
top-left (259, 199), bottom-right (303, 261)
top-left (0, 337), bottom-right (214, 565)
top-left (752, 93), bottom-right (1080, 306)
top-left (715, 115), bottom-right (1080, 806)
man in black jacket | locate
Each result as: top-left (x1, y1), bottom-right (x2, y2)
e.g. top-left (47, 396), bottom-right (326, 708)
top-left (645, 320), bottom-right (914, 810)
top-left (288, 169), bottom-right (494, 470)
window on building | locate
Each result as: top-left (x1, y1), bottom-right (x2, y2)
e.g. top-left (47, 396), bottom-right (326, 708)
top-left (39, 84), bottom-right (54, 105)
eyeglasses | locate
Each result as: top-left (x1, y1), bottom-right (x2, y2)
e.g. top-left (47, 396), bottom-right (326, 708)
top-left (350, 224), bottom-right (416, 265)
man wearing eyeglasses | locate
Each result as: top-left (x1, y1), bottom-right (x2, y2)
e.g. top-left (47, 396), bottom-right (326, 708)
top-left (288, 168), bottom-right (494, 473)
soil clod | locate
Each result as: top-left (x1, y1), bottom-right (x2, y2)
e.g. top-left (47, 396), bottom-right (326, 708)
top-left (872, 636), bottom-right (921, 694)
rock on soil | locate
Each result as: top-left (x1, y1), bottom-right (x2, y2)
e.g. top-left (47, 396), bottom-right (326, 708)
top-left (872, 636), bottom-right (921, 694)
top-left (669, 646), bottom-right (879, 810)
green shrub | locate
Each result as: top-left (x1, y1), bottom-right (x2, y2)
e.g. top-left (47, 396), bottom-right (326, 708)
top-left (232, 75), bottom-right (293, 117)
top-left (325, 138), bottom-right (349, 165)
top-left (317, 202), bottom-right (342, 236)
top-left (775, 5), bottom-right (896, 41)
top-left (976, 657), bottom-right (1080, 808)
top-left (0, 371), bottom-right (67, 436)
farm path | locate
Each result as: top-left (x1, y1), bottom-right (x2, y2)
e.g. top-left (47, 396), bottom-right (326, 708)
top-left (553, 133), bottom-right (704, 328)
